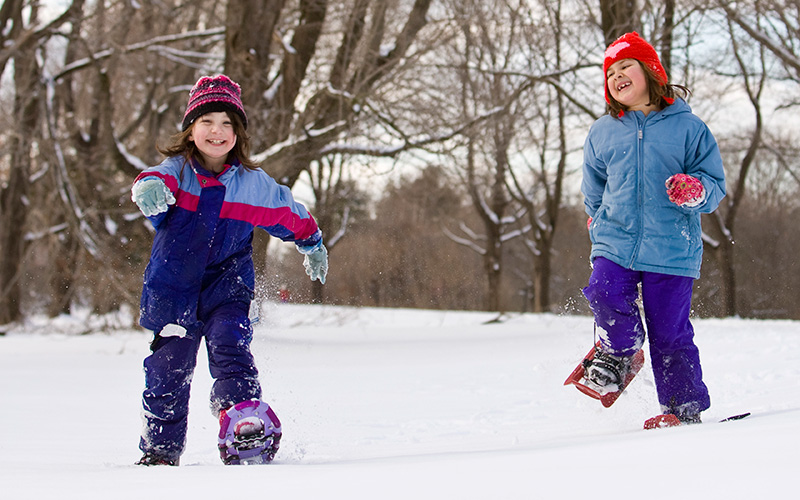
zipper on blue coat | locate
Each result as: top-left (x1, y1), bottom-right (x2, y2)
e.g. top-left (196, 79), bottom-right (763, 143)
top-left (629, 123), bottom-right (645, 268)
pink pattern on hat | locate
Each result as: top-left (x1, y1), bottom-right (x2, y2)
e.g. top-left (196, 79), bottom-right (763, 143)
top-left (182, 74), bottom-right (248, 130)
top-left (604, 41), bottom-right (630, 60)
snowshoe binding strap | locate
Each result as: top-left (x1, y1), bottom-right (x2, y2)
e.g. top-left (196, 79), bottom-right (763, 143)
top-left (218, 399), bottom-right (282, 465)
top-left (584, 348), bottom-right (628, 392)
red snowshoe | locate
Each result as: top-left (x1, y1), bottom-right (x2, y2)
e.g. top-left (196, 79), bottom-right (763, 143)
top-left (564, 341), bottom-right (645, 408)
top-left (644, 412), bottom-right (750, 429)
top-left (643, 413), bottom-right (683, 429)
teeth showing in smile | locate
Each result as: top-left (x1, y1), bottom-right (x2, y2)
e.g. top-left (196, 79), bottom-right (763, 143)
top-left (209, 140), bottom-right (225, 145)
top-left (617, 82), bottom-right (630, 91)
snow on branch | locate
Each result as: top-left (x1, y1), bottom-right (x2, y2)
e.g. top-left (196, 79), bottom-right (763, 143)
top-left (523, 237), bottom-right (542, 257)
top-left (53, 27), bottom-right (225, 80)
top-left (313, 66), bottom-right (586, 161)
top-left (501, 224), bottom-right (531, 243)
top-left (252, 120), bottom-right (350, 164)
top-left (477, 195), bottom-right (500, 225)
top-left (702, 231), bottom-right (720, 249)
top-left (327, 206), bottom-right (350, 249)
top-left (319, 106), bottom-right (507, 158)
top-left (115, 140), bottom-right (150, 172)
top-left (43, 79), bottom-right (101, 257)
top-left (442, 223), bottom-right (487, 255)
top-left (475, 195), bottom-right (523, 228)
top-left (24, 223), bottom-right (69, 242)
top-left (149, 45), bottom-right (224, 70)
top-left (254, 98), bottom-right (508, 166)
top-left (0, 2), bottom-right (82, 71)
top-left (256, 62), bottom-right (574, 166)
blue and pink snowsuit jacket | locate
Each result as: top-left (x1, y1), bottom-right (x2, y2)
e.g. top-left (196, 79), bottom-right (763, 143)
top-left (135, 156), bottom-right (321, 333)
top-left (582, 99), bottom-right (726, 279)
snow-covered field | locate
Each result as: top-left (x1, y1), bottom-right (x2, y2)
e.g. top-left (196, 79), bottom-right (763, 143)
top-left (1, 304), bottom-right (797, 499)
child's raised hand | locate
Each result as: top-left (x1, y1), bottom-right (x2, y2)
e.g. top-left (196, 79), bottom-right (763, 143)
top-left (665, 174), bottom-right (705, 207)
top-left (131, 177), bottom-right (176, 217)
top-left (303, 244), bottom-right (328, 284)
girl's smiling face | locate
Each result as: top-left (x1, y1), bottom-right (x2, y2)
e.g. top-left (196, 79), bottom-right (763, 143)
top-left (606, 58), bottom-right (652, 114)
top-left (189, 111), bottom-right (237, 172)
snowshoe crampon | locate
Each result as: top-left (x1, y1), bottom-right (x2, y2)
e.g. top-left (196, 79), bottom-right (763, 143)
top-left (564, 341), bottom-right (645, 408)
top-left (218, 399), bottom-right (282, 465)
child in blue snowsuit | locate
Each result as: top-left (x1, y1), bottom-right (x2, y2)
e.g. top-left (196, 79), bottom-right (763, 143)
top-left (131, 75), bottom-right (328, 465)
top-left (581, 33), bottom-right (726, 423)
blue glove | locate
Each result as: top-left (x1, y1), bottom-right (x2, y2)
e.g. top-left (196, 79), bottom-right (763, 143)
top-left (131, 178), bottom-right (176, 217)
top-left (303, 244), bottom-right (328, 284)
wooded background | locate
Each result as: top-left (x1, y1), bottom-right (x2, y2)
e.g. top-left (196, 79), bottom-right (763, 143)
top-left (2, 0), bottom-right (799, 328)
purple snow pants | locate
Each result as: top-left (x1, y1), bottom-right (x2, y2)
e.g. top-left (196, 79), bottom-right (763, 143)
top-left (583, 257), bottom-right (710, 416)
top-left (139, 301), bottom-right (262, 461)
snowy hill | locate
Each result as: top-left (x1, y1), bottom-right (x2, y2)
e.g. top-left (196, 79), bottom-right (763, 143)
top-left (2, 304), bottom-right (798, 499)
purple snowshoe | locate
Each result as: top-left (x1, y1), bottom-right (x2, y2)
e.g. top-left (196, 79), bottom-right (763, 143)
top-left (218, 399), bottom-right (282, 465)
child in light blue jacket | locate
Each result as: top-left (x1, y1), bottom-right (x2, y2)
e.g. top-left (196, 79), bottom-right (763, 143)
top-left (581, 33), bottom-right (726, 424)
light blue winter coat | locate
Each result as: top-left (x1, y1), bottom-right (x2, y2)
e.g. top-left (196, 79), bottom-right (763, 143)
top-left (582, 98), bottom-right (726, 279)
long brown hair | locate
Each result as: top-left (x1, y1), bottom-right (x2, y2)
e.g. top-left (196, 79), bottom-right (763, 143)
top-left (606, 61), bottom-right (692, 116)
top-left (157, 111), bottom-right (260, 171)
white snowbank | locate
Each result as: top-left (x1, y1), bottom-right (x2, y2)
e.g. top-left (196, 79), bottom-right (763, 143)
top-left (1, 304), bottom-right (797, 499)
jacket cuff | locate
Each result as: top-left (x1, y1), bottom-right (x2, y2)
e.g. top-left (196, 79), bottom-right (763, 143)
top-left (295, 230), bottom-right (323, 254)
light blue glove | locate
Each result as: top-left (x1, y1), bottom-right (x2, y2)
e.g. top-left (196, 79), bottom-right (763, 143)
top-left (303, 244), bottom-right (328, 284)
top-left (131, 178), bottom-right (176, 217)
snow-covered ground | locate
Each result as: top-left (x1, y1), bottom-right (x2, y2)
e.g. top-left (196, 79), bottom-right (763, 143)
top-left (1, 304), bottom-right (797, 499)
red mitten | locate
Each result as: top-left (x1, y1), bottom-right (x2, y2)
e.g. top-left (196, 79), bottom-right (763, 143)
top-left (665, 174), bottom-right (705, 207)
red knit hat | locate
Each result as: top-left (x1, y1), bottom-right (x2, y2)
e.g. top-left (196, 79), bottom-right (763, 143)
top-left (603, 32), bottom-right (668, 104)
top-left (182, 75), bottom-right (248, 130)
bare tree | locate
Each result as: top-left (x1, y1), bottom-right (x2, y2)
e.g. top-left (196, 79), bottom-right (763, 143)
top-left (0, 0), bottom-right (40, 324)
top-left (717, 1), bottom-right (800, 79)
top-left (701, 12), bottom-right (765, 316)
top-left (436, 0), bottom-right (530, 312)
top-left (505, 0), bottom-right (583, 313)
top-left (1, 0), bottom-right (472, 319)
top-left (4, 0), bottom-right (800, 324)
top-left (304, 153), bottom-right (369, 302)
top-left (0, 1), bottom-right (85, 324)
top-left (248, 0), bottom-right (438, 187)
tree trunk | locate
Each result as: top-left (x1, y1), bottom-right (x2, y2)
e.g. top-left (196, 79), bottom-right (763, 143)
top-left (224, 0), bottom-right (286, 143)
top-left (600, 0), bottom-right (639, 45)
top-left (659, 0), bottom-right (675, 77)
top-left (0, 162), bottom-right (29, 324)
top-left (0, 33), bottom-right (41, 324)
top-left (532, 249), bottom-right (552, 313)
top-left (48, 228), bottom-right (80, 317)
top-left (717, 239), bottom-right (737, 317)
top-left (706, 213), bottom-right (737, 317)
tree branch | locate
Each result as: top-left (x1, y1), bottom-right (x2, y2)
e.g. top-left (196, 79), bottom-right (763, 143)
top-left (52, 27), bottom-right (225, 80)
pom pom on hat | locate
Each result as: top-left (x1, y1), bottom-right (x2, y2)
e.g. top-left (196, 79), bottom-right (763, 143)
top-left (603, 32), bottom-right (668, 104)
top-left (182, 75), bottom-right (247, 130)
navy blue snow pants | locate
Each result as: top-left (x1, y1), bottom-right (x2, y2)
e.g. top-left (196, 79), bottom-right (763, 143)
top-left (139, 301), bottom-right (262, 460)
top-left (583, 257), bottom-right (710, 416)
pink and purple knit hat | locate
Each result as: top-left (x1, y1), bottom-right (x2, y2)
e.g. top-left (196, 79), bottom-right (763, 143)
top-left (182, 74), bottom-right (248, 130)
